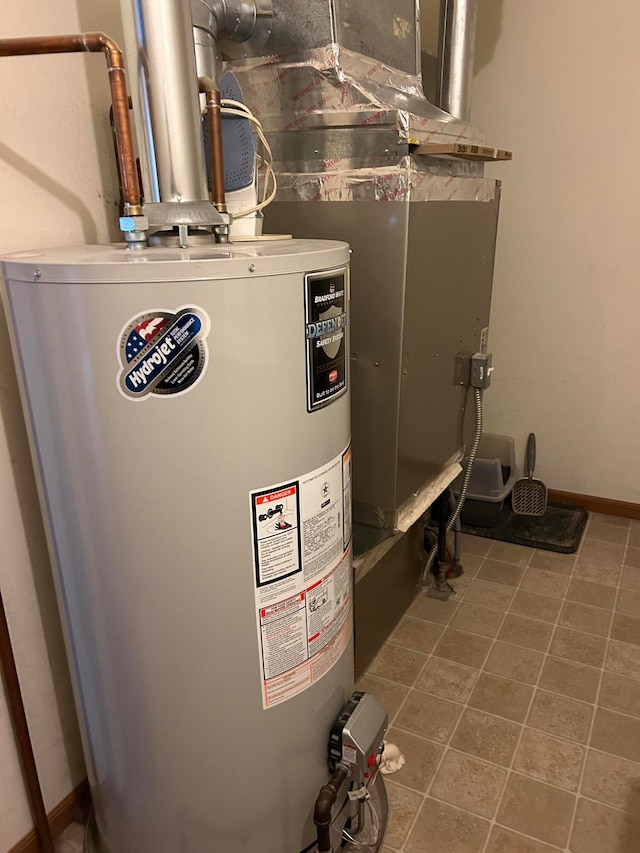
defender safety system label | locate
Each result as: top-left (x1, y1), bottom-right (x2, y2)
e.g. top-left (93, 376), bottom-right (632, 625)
top-left (251, 445), bottom-right (353, 709)
top-left (117, 306), bottom-right (210, 400)
top-left (305, 269), bottom-right (348, 412)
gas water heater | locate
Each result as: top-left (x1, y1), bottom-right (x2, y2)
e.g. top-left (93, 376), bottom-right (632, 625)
top-left (2, 241), bottom-right (387, 852)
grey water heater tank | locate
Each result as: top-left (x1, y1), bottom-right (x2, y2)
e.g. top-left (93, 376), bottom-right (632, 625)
top-left (1, 239), bottom-right (352, 853)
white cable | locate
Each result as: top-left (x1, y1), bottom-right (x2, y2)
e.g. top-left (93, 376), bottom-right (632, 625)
top-left (219, 98), bottom-right (278, 218)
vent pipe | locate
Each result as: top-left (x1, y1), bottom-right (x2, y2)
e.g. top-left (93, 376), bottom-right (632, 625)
top-left (119, 0), bottom-right (223, 233)
top-left (435, 0), bottom-right (478, 122)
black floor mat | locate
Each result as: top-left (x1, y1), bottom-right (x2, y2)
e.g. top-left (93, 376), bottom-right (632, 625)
top-left (462, 502), bottom-right (589, 553)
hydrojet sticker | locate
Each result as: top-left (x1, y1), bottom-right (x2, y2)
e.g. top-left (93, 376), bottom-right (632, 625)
top-left (117, 306), bottom-right (210, 400)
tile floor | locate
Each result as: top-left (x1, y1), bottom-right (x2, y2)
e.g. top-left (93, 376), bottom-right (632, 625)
top-left (360, 513), bottom-right (640, 853)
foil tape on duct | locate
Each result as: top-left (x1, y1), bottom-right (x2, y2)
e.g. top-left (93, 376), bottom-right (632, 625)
top-left (227, 46), bottom-right (487, 146)
top-left (271, 158), bottom-right (498, 204)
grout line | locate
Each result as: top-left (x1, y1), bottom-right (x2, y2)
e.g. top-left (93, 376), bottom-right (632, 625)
top-left (561, 515), bottom-right (631, 852)
top-left (478, 541), bottom-right (561, 853)
top-left (385, 547), bottom-right (494, 850)
top-left (371, 523), bottom-right (640, 852)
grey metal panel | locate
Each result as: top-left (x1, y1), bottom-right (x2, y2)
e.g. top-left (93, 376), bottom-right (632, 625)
top-left (354, 521), bottom-right (423, 679)
top-left (396, 193), bottom-right (501, 505)
top-left (2, 242), bottom-right (352, 853)
top-left (267, 202), bottom-right (409, 514)
top-left (267, 193), bottom-right (500, 526)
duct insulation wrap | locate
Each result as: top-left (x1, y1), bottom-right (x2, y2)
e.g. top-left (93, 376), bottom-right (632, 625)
top-left (1, 240), bottom-right (352, 853)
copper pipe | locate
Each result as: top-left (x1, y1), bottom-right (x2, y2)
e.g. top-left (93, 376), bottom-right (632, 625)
top-left (199, 77), bottom-right (226, 213)
top-left (0, 590), bottom-right (55, 853)
top-left (0, 33), bottom-right (141, 213)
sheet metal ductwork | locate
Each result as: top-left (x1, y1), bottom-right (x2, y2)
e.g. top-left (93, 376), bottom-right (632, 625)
top-left (222, 0), bottom-right (502, 531)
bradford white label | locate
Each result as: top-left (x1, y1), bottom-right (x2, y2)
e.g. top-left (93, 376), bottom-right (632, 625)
top-left (305, 269), bottom-right (348, 412)
top-left (117, 306), bottom-right (210, 400)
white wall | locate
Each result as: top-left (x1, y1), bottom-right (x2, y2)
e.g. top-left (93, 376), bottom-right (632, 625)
top-left (0, 1), bottom-right (123, 848)
top-left (470, 0), bottom-right (640, 502)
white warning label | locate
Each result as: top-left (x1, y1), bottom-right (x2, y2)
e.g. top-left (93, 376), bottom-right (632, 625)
top-left (251, 446), bottom-right (353, 709)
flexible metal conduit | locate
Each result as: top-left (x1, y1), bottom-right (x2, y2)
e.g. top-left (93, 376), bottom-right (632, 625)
top-left (0, 590), bottom-right (55, 853)
top-left (0, 33), bottom-right (141, 214)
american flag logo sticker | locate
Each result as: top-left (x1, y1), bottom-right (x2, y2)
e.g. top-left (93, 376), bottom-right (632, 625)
top-left (117, 306), bottom-right (210, 400)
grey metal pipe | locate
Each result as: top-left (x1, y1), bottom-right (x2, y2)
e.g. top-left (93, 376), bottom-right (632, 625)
top-left (191, 0), bottom-right (258, 85)
top-left (120, 0), bottom-right (209, 204)
top-left (435, 0), bottom-right (478, 122)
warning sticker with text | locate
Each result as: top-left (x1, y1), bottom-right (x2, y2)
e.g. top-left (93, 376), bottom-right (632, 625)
top-left (251, 446), bottom-right (353, 709)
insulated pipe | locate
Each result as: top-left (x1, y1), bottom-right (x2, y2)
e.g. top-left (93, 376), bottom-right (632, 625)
top-left (0, 33), bottom-right (141, 213)
top-left (120, 0), bottom-right (210, 204)
top-left (0, 591), bottom-right (55, 853)
top-left (435, 0), bottom-right (478, 122)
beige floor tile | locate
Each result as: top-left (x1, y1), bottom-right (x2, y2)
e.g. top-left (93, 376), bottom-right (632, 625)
top-left (514, 728), bottom-right (585, 791)
top-left (621, 565), bottom-right (640, 591)
top-left (415, 657), bottom-right (478, 703)
top-left (468, 673), bottom-right (534, 722)
top-left (498, 615), bottom-right (553, 652)
top-left (463, 579), bottom-right (515, 611)
top-left (585, 522), bottom-right (628, 545)
top-left (460, 554), bottom-right (484, 575)
top-left (581, 750), bottom-right (640, 813)
top-left (384, 781), bottom-right (424, 849)
top-left (529, 550), bottom-right (576, 575)
top-left (355, 675), bottom-right (409, 722)
top-left (486, 826), bottom-right (562, 852)
top-left (407, 593), bottom-right (459, 624)
top-left (527, 690), bottom-right (593, 743)
top-left (367, 643), bottom-right (427, 686)
top-left (405, 798), bottom-right (490, 853)
top-left (538, 657), bottom-right (600, 702)
top-left (450, 603), bottom-right (504, 638)
top-left (385, 727), bottom-right (444, 792)
top-left (394, 690), bottom-right (463, 744)
top-left (630, 529), bottom-right (640, 549)
top-left (451, 575), bottom-right (474, 596)
top-left (616, 588), bottom-right (640, 618)
top-left (433, 629), bottom-right (492, 668)
top-left (477, 559), bottom-right (525, 587)
top-left (605, 640), bottom-right (640, 681)
top-left (510, 590), bottom-right (562, 624)
top-left (570, 798), bottom-right (640, 853)
top-left (567, 578), bottom-right (617, 609)
top-left (497, 774), bottom-right (575, 848)
top-left (558, 600), bottom-right (612, 637)
top-left (488, 541), bottom-right (534, 566)
top-left (430, 750), bottom-right (506, 818)
top-left (590, 708), bottom-right (640, 763)
top-left (611, 612), bottom-right (640, 647)
top-left (461, 533), bottom-right (494, 557)
top-left (484, 642), bottom-right (543, 685)
top-left (590, 512), bottom-right (631, 528)
top-left (580, 538), bottom-right (625, 564)
top-left (625, 547), bottom-right (640, 568)
top-left (599, 671), bottom-right (640, 718)
top-left (549, 626), bottom-right (607, 667)
top-left (574, 556), bottom-right (621, 586)
top-left (388, 616), bottom-right (444, 653)
top-left (521, 567), bottom-right (570, 599)
top-left (451, 707), bottom-right (521, 766)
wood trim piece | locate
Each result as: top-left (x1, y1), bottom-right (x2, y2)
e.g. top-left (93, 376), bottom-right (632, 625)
top-left (412, 142), bottom-right (513, 161)
top-left (8, 780), bottom-right (91, 853)
top-left (549, 489), bottom-right (640, 521)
